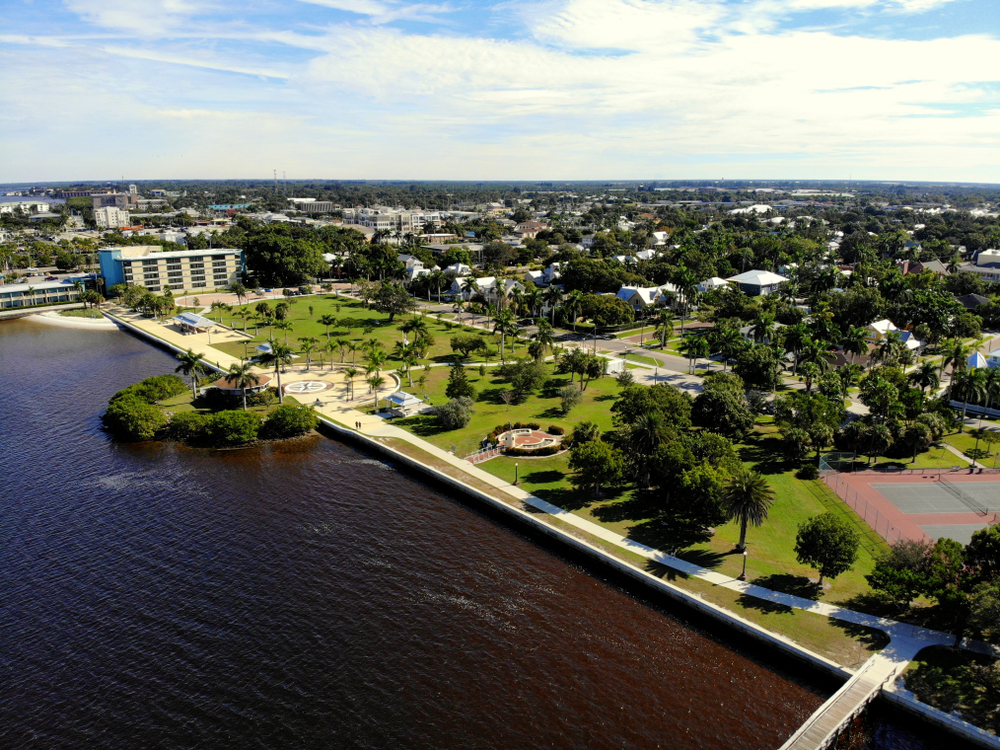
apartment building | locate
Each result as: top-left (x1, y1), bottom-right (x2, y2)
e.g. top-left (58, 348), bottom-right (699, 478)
top-left (95, 206), bottom-right (131, 229)
top-left (99, 245), bottom-right (244, 293)
top-left (344, 207), bottom-right (441, 234)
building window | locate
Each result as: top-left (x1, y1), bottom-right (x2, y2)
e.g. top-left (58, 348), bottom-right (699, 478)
top-left (192, 282), bottom-right (207, 288)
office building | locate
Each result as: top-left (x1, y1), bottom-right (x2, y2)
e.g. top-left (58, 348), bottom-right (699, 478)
top-left (99, 245), bottom-right (244, 293)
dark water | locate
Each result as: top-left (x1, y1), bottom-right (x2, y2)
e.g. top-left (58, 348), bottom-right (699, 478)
top-left (0, 320), bottom-right (952, 749)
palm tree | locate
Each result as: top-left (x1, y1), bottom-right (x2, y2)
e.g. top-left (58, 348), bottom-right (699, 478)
top-left (654, 309), bottom-right (675, 349)
top-left (908, 361), bottom-right (940, 399)
top-left (228, 281), bottom-right (248, 307)
top-left (563, 289), bottom-right (583, 332)
top-left (401, 353), bottom-right (418, 387)
top-left (523, 286), bottom-right (544, 319)
top-left (679, 334), bottom-right (710, 375)
top-left (722, 468), bottom-right (776, 552)
top-left (259, 344), bottom-right (294, 403)
top-left (365, 346), bottom-right (388, 378)
top-left (544, 285), bottom-right (563, 325)
top-left (298, 336), bottom-right (319, 371)
top-left (799, 337), bottom-right (831, 375)
top-left (749, 314), bottom-right (776, 345)
top-left (343, 366), bottom-right (359, 400)
top-left (953, 369), bottom-right (987, 431)
top-left (227, 360), bottom-right (261, 411)
top-left (175, 349), bottom-right (208, 400)
top-left (938, 338), bottom-right (971, 393)
top-left (842, 326), bottom-right (869, 366)
top-left (273, 320), bottom-right (292, 345)
top-left (347, 341), bottom-right (359, 364)
top-left (367, 375), bottom-right (386, 409)
top-left (533, 318), bottom-right (555, 353)
top-left (318, 314), bottom-right (338, 340)
top-left (781, 321), bottom-right (809, 374)
top-left (494, 307), bottom-right (517, 361)
top-left (325, 339), bottom-right (338, 370)
top-left (711, 326), bottom-right (743, 373)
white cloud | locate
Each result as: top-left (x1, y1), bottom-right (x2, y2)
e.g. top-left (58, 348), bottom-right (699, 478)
top-left (63, 0), bottom-right (207, 34)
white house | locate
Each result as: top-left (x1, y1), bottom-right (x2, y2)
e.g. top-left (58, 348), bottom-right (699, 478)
top-left (726, 269), bottom-right (789, 296)
top-left (444, 262), bottom-right (472, 277)
top-left (865, 319), bottom-right (924, 352)
top-left (985, 349), bottom-right (1000, 370)
top-left (524, 270), bottom-right (545, 285)
top-left (697, 277), bottom-right (729, 293)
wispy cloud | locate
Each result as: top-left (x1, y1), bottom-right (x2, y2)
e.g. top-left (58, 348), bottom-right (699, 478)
top-left (0, 0), bottom-right (996, 181)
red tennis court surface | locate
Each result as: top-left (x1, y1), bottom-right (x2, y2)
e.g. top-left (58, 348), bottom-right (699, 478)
top-left (824, 469), bottom-right (999, 546)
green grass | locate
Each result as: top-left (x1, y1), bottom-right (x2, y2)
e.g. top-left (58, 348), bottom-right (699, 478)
top-left (393, 362), bottom-right (624, 457)
top-left (59, 307), bottom-right (104, 318)
top-left (160, 385), bottom-right (296, 416)
top-left (208, 296), bottom-right (508, 368)
top-left (944, 429), bottom-right (999, 463)
top-left (620, 353), bottom-right (661, 367)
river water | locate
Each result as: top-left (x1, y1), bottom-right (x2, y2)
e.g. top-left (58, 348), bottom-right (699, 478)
top-left (0, 319), bottom-right (950, 749)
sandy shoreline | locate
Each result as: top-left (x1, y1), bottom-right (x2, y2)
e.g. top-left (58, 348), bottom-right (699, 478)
top-left (28, 310), bottom-right (120, 331)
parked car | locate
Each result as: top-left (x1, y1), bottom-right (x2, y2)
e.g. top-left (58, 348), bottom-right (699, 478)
top-left (45, 276), bottom-right (58, 281)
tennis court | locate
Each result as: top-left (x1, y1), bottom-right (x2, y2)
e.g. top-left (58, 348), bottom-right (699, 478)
top-left (870, 481), bottom-right (1000, 515)
top-left (866, 478), bottom-right (1000, 545)
top-left (824, 467), bottom-right (1000, 547)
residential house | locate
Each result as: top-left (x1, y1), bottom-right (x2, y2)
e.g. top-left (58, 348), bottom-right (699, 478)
top-left (865, 319), bottom-right (924, 352)
top-left (956, 293), bottom-right (990, 310)
top-left (725, 269), bottom-right (789, 297)
top-left (697, 277), bottom-right (729, 294)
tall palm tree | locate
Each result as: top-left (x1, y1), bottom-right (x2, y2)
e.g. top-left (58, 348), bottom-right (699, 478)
top-left (343, 366), bottom-right (359, 400)
top-left (493, 307), bottom-right (517, 360)
top-left (523, 286), bottom-right (544, 319)
top-left (367, 374), bottom-right (386, 403)
top-left (842, 326), bottom-right (869, 366)
top-left (749, 314), bottom-right (776, 345)
top-left (544, 285), bottom-right (563, 325)
top-left (799, 337), bottom-right (831, 375)
top-left (259, 344), bottom-right (294, 403)
top-left (938, 338), bottom-right (970, 389)
top-left (563, 289), bottom-right (584, 332)
top-left (299, 336), bottom-right (319, 371)
top-left (908, 361), bottom-right (940, 398)
top-left (679, 334), bottom-right (710, 375)
top-left (781, 321), bottom-right (809, 374)
top-left (654, 309), bottom-right (675, 349)
top-left (365, 346), bottom-right (388, 378)
top-left (175, 349), bottom-right (208, 400)
top-left (722, 468), bottom-right (776, 552)
top-left (533, 318), bottom-right (555, 353)
top-left (227, 360), bottom-right (261, 411)
top-left (318, 314), bottom-right (338, 340)
top-left (228, 281), bottom-right (248, 308)
top-left (273, 320), bottom-right (292, 345)
top-left (953, 369), bottom-right (987, 431)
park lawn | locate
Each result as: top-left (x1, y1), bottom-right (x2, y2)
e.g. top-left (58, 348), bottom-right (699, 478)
top-left (159, 388), bottom-right (296, 416)
top-left (483, 419), bottom-right (885, 605)
top-left (394, 363), bottom-right (625, 457)
top-left (208, 295), bottom-right (504, 367)
top-left (943, 429), bottom-right (999, 462)
top-left (621, 353), bottom-right (661, 367)
top-left (59, 307), bottom-right (103, 318)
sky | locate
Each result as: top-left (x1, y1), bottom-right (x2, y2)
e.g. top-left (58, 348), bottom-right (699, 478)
top-left (1, 0), bottom-right (998, 183)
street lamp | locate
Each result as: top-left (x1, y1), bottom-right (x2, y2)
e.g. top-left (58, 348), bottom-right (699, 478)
top-left (738, 549), bottom-right (748, 581)
top-left (515, 462), bottom-right (519, 485)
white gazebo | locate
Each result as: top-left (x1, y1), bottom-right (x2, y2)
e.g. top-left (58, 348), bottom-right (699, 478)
top-left (385, 391), bottom-right (424, 417)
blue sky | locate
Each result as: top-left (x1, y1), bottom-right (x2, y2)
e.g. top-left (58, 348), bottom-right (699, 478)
top-left (1, 0), bottom-right (998, 182)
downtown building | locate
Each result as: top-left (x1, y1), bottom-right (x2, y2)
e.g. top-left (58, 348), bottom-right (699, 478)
top-left (99, 245), bottom-right (244, 293)
top-left (343, 207), bottom-right (442, 235)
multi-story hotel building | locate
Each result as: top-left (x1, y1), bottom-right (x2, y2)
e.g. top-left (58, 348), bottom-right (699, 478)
top-left (343, 207), bottom-right (442, 234)
top-left (99, 246), bottom-right (244, 293)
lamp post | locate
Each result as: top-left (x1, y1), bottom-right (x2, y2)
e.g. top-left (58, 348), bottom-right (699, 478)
top-left (738, 549), bottom-right (748, 581)
top-left (515, 462), bottom-right (519, 486)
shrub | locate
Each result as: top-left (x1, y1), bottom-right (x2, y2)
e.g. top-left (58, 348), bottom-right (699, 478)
top-left (200, 410), bottom-right (263, 447)
top-left (436, 396), bottom-right (475, 430)
top-left (507, 446), bottom-right (560, 457)
top-left (548, 425), bottom-right (565, 435)
top-left (167, 411), bottom-right (208, 441)
top-left (797, 464), bottom-right (820, 480)
top-left (103, 394), bottom-right (168, 440)
top-left (445, 365), bottom-right (477, 400)
top-left (260, 403), bottom-right (318, 440)
top-left (248, 388), bottom-right (277, 407)
top-left (109, 374), bottom-right (187, 405)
